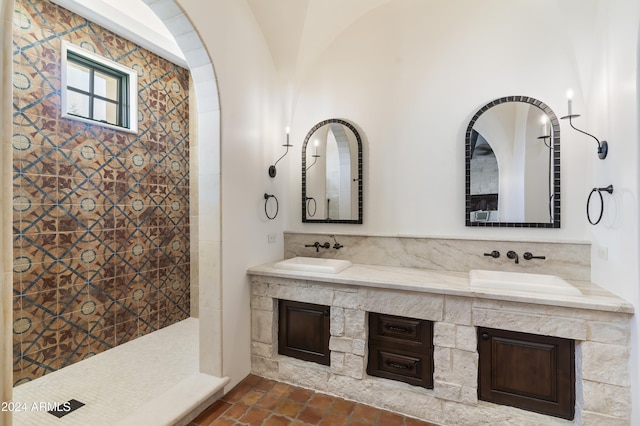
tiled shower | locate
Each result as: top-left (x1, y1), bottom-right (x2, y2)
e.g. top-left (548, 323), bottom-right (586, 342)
top-left (12, 0), bottom-right (191, 385)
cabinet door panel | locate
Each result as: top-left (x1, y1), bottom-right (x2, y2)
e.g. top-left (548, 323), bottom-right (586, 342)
top-left (278, 300), bottom-right (330, 365)
top-left (478, 327), bottom-right (574, 420)
top-left (492, 337), bottom-right (556, 398)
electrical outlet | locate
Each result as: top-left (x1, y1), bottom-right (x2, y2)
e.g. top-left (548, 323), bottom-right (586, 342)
top-left (268, 233), bottom-right (277, 244)
top-left (597, 245), bottom-right (608, 261)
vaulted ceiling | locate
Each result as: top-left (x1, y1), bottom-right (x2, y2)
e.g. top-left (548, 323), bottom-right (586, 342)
top-left (245, 0), bottom-right (393, 81)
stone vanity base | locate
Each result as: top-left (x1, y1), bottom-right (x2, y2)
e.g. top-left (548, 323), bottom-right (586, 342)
top-left (250, 276), bottom-right (632, 425)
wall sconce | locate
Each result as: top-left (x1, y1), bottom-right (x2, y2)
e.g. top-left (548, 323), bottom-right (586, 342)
top-left (537, 116), bottom-right (552, 149)
top-left (306, 140), bottom-right (321, 171)
top-left (560, 89), bottom-right (608, 159)
top-left (268, 127), bottom-right (292, 178)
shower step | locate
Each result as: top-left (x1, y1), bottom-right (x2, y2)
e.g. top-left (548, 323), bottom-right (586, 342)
top-left (114, 373), bottom-right (229, 426)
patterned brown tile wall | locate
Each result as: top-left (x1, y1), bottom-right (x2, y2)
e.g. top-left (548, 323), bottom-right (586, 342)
top-left (12, 0), bottom-right (190, 385)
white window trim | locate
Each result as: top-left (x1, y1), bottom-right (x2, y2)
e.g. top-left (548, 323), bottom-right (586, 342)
top-left (61, 41), bottom-right (138, 134)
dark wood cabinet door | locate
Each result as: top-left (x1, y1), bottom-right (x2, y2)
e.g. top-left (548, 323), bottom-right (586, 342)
top-left (478, 327), bottom-right (575, 420)
top-left (278, 300), bottom-right (330, 365)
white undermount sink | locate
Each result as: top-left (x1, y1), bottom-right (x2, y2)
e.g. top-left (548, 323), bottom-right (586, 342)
top-left (274, 257), bottom-right (352, 274)
top-left (469, 269), bottom-right (582, 296)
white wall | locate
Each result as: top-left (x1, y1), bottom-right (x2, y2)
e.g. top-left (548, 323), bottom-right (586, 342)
top-left (282, 0), bottom-right (639, 421)
top-left (286, 0), bottom-right (590, 242)
top-left (583, 1), bottom-right (640, 423)
top-left (151, 0), bottom-right (638, 415)
top-left (177, 0), bottom-right (286, 389)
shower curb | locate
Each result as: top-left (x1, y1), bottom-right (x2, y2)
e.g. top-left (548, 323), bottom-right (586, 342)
top-left (113, 373), bottom-right (230, 426)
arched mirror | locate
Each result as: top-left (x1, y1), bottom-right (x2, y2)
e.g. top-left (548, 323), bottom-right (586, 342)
top-left (302, 119), bottom-right (363, 223)
top-left (465, 96), bottom-right (560, 228)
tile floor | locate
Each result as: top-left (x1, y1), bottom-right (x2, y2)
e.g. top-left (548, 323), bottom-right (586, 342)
top-left (190, 374), bottom-right (437, 426)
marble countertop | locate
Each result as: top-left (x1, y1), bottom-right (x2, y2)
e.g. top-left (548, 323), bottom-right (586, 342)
top-left (247, 261), bottom-right (634, 314)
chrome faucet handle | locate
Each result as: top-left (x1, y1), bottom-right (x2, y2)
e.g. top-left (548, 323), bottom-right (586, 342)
top-left (483, 251), bottom-right (500, 258)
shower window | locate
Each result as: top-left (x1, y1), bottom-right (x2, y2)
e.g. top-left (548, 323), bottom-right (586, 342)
top-left (61, 42), bottom-right (138, 134)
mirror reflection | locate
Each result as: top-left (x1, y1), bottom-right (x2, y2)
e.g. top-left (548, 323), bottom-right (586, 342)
top-left (466, 96), bottom-right (560, 228)
top-left (302, 119), bottom-right (362, 223)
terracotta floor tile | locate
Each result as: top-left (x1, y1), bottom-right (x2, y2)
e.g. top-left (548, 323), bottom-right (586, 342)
top-left (308, 393), bottom-right (335, 410)
top-left (345, 420), bottom-right (372, 426)
top-left (240, 389), bottom-right (266, 405)
top-left (379, 410), bottom-right (405, 426)
top-left (222, 403), bottom-right (250, 420)
top-left (351, 404), bottom-right (380, 424)
top-left (211, 419), bottom-right (235, 426)
top-left (242, 374), bottom-right (264, 387)
top-left (297, 406), bottom-right (325, 424)
top-left (239, 406), bottom-right (271, 425)
top-left (222, 382), bottom-right (253, 403)
top-left (269, 382), bottom-right (294, 396)
top-left (191, 375), bottom-right (439, 426)
top-left (191, 399), bottom-right (231, 424)
top-left (319, 412), bottom-right (349, 426)
top-left (274, 399), bottom-right (304, 418)
top-left (288, 387), bottom-right (314, 403)
top-left (263, 414), bottom-right (292, 426)
top-left (331, 399), bottom-right (356, 416)
top-left (256, 394), bottom-right (284, 411)
top-left (255, 378), bottom-right (277, 392)
top-left (405, 417), bottom-right (435, 426)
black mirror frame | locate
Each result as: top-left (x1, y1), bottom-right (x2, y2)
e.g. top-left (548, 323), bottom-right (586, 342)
top-left (302, 118), bottom-right (363, 224)
top-left (465, 96), bottom-right (561, 228)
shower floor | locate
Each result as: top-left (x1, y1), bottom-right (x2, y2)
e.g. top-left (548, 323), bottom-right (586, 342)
top-left (13, 317), bottom-right (199, 425)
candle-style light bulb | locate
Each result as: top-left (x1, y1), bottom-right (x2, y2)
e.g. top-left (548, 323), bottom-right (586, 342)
top-left (541, 115), bottom-right (548, 136)
top-left (314, 139), bottom-right (318, 155)
top-left (566, 89), bottom-right (574, 116)
top-left (285, 127), bottom-right (290, 145)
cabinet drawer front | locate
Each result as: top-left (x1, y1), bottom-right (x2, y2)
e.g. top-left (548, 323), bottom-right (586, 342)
top-left (369, 313), bottom-right (432, 347)
top-left (367, 346), bottom-right (433, 389)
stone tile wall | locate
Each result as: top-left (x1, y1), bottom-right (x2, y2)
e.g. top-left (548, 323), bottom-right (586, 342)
top-left (12, 0), bottom-right (190, 385)
top-left (284, 233), bottom-right (591, 281)
top-left (250, 276), bottom-right (632, 425)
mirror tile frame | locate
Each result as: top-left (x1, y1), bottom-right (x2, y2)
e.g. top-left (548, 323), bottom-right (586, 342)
top-left (465, 96), bottom-right (561, 228)
top-left (302, 118), bottom-right (363, 224)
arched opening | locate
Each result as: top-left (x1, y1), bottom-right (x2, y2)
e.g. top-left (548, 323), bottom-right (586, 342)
top-left (0, 0), bottom-right (222, 423)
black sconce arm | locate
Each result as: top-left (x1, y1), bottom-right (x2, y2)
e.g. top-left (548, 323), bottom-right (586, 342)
top-left (562, 114), bottom-right (608, 160)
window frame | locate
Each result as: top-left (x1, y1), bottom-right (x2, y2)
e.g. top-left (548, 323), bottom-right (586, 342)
top-left (61, 41), bottom-right (138, 134)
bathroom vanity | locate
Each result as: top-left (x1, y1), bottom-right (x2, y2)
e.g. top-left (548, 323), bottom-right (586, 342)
top-left (248, 257), bottom-right (633, 425)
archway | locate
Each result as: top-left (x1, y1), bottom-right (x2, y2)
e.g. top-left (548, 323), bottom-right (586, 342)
top-left (0, 1), bottom-right (222, 424)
